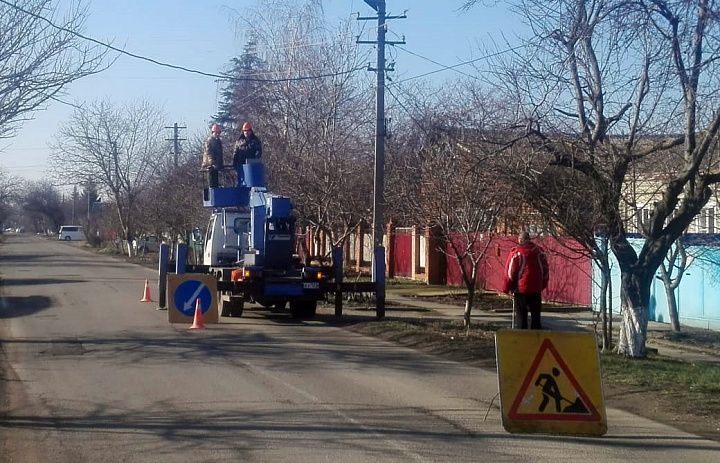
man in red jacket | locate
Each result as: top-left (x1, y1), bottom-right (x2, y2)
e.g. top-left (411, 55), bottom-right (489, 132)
top-left (502, 231), bottom-right (550, 329)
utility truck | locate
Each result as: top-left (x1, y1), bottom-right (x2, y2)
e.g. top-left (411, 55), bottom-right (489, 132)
top-left (191, 160), bottom-right (348, 319)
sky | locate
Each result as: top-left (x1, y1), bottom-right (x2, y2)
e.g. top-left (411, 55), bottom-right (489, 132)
top-left (0, 0), bottom-right (522, 182)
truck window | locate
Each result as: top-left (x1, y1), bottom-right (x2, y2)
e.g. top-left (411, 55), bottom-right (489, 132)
top-left (268, 220), bottom-right (289, 232)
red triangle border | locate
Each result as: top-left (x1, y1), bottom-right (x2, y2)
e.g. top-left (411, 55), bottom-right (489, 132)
top-left (508, 338), bottom-right (602, 422)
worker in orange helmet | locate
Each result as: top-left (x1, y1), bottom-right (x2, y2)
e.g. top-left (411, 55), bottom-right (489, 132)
top-left (201, 123), bottom-right (224, 188)
top-left (233, 122), bottom-right (262, 169)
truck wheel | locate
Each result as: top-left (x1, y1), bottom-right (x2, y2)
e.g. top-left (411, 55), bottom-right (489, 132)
top-left (274, 301), bottom-right (287, 311)
top-left (290, 301), bottom-right (317, 320)
top-left (227, 297), bottom-right (244, 318)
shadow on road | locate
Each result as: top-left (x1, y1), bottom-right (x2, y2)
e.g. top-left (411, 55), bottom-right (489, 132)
top-left (0, 295), bottom-right (53, 319)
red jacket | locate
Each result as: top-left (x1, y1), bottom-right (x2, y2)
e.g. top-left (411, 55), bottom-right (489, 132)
top-left (502, 242), bottom-right (549, 294)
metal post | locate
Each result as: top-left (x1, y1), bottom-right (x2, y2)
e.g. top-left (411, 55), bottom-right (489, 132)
top-left (333, 247), bottom-right (343, 317)
top-left (175, 243), bottom-right (187, 274)
top-left (157, 244), bottom-right (169, 311)
top-left (374, 247), bottom-right (385, 319)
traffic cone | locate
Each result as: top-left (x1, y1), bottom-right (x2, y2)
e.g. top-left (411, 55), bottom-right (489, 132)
top-left (140, 279), bottom-right (153, 302)
top-left (189, 298), bottom-right (205, 330)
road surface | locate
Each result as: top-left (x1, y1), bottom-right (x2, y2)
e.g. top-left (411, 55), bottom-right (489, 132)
top-left (1, 234), bottom-right (718, 462)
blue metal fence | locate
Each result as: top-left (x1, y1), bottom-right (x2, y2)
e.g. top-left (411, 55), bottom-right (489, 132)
top-left (592, 236), bottom-right (720, 330)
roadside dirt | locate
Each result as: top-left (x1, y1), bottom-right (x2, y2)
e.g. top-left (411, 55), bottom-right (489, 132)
top-left (340, 293), bottom-right (720, 443)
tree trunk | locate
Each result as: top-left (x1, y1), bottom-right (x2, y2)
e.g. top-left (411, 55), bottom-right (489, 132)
top-left (659, 245), bottom-right (685, 333)
top-left (665, 282), bottom-right (681, 332)
top-left (460, 258), bottom-right (480, 328)
top-left (616, 274), bottom-right (650, 357)
top-left (464, 285), bottom-right (475, 328)
top-left (600, 264), bottom-right (610, 351)
top-left (608, 274), bottom-right (613, 349)
top-left (597, 236), bottom-right (612, 351)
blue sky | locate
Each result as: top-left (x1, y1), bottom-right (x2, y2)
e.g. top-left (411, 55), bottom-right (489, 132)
top-left (1, 0), bottom-right (521, 182)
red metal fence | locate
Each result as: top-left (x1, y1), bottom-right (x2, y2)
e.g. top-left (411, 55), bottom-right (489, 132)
top-left (295, 226), bottom-right (593, 307)
top-left (392, 230), bottom-right (592, 307)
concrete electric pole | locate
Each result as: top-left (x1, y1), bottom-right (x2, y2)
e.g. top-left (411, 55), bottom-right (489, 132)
top-left (358, 0), bottom-right (406, 319)
top-left (165, 123), bottom-right (187, 167)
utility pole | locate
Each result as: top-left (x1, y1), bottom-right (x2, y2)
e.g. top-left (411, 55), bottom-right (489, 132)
top-left (358, 0), bottom-right (406, 319)
top-left (165, 123), bottom-right (187, 167)
top-left (71, 186), bottom-right (77, 224)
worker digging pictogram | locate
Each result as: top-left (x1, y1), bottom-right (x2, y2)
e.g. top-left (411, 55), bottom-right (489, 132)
top-left (508, 338), bottom-right (601, 422)
top-left (534, 367), bottom-right (589, 414)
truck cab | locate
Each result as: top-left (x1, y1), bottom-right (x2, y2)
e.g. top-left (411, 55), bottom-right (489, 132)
top-left (203, 211), bottom-right (251, 267)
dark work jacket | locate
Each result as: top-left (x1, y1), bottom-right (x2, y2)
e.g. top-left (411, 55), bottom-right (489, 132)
top-left (233, 134), bottom-right (262, 168)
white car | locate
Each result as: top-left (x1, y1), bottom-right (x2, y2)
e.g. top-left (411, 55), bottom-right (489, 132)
top-left (58, 225), bottom-right (87, 241)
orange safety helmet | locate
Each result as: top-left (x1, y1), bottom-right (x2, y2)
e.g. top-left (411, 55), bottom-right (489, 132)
top-left (242, 122), bottom-right (252, 131)
top-left (211, 123), bottom-right (222, 133)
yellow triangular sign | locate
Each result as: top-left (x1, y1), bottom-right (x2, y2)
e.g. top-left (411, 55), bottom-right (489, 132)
top-left (509, 338), bottom-right (601, 422)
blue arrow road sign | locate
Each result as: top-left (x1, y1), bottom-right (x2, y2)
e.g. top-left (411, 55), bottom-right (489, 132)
top-left (174, 279), bottom-right (212, 317)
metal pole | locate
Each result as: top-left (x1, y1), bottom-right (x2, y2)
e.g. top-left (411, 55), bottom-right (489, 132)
top-left (372, 1), bottom-right (386, 253)
top-left (157, 244), bottom-right (169, 311)
top-left (371, 1), bottom-right (387, 319)
top-left (333, 247), bottom-right (343, 317)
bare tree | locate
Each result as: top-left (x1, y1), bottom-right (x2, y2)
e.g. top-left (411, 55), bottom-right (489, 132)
top-left (464, 0), bottom-right (720, 357)
top-left (0, 0), bottom-right (108, 139)
top-left (0, 167), bottom-right (22, 227)
top-left (500, 150), bottom-right (619, 350)
top-left (19, 179), bottom-right (65, 233)
top-left (135, 135), bottom-right (209, 249)
top-left (406, 134), bottom-right (504, 326)
top-left (388, 77), bottom-right (509, 326)
top-left (49, 99), bottom-right (168, 255)
top-left (222, 0), bottom-right (375, 254)
top-left (78, 178), bottom-right (101, 241)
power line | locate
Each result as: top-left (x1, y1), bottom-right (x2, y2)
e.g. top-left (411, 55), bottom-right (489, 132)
top-left (385, 84), bottom-right (429, 135)
top-left (394, 43), bottom-right (527, 84)
top-left (394, 45), bottom-right (479, 80)
top-left (0, 0), bottom-right (364, 84)
top-left (2, 0), bottom-right (530, 89)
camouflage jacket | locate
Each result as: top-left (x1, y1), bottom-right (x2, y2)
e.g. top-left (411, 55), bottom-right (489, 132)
top-left (201, 136), bottom-right (224, 169)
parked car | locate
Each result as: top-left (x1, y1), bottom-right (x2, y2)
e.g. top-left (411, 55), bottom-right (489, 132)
top-left (135, 235), bottom-right (159, 253)
top-left (58, 225), bottom-right (87, 241)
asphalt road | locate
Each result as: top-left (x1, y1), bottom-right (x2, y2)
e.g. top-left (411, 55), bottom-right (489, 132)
top-left (1, 233), bottom-right (719, 462)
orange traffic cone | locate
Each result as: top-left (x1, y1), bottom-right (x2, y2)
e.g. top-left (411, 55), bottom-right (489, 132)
top-left (140, 279), bottom-right (153, 302)
top-left (189, 298), bottom-right (205, 330)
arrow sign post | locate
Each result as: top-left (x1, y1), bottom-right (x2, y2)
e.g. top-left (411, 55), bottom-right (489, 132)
top-left (167, 274), bottom-right (218, 324)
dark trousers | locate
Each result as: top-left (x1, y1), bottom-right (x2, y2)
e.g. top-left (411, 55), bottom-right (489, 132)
top-left (513, 292), bottom-right (542, 329)
top-left (204, 168), bottom-right (219, 188)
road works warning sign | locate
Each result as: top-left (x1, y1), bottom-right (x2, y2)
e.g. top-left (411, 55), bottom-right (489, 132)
top-left (495, 330), bottom-right (607, 436)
